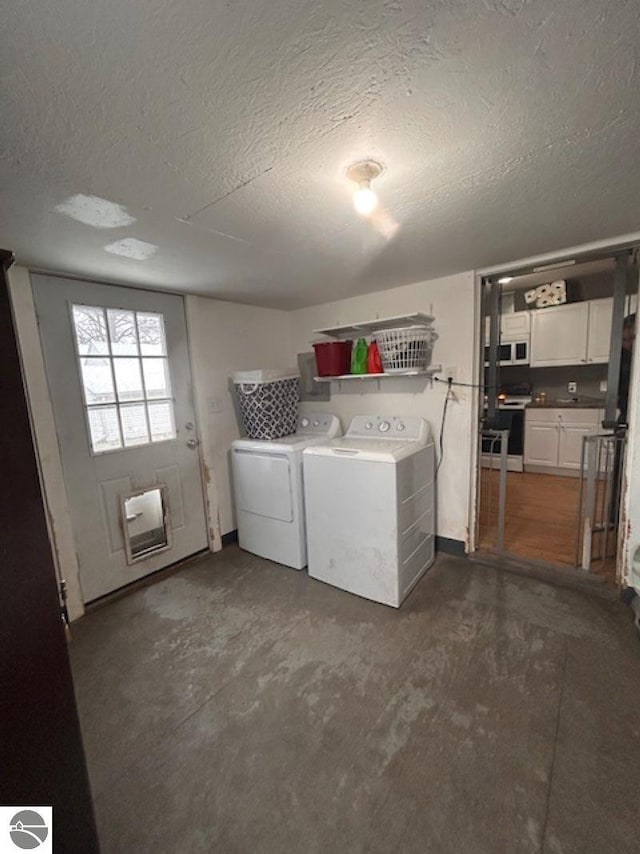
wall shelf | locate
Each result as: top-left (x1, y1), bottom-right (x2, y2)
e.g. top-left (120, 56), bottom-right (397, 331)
top-left (313, 312), bottom-right (435, 340)
top-left (314, 365), bottom-right (442, 382)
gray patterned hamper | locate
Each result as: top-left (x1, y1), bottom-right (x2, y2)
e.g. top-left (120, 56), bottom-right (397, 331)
top-left (232, 369), bottom-right (300, 440)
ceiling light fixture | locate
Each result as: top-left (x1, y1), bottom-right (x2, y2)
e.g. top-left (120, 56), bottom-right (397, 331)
top-left (532, 259), bottom-right (576, 273)
top-left (346, 160), bottom-right (384, 217)
top-left (497, 276), bottom-right (514, 284)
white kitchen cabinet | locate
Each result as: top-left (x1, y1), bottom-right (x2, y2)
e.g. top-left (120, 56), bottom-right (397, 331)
top-left (525, 421), bottom-right (561, 466)
top-left (484, 311), bottom-right (530, 345)
top-left (530, 302), bottom-right (590, 367)
top-left (524, 408), bottom-right (604, 473)
top-left (586, 298), bottom-right (613, 364)
top-left (558, 422), bottom-right (598, 469)
top-left (501, 311), bottom-right (530, 341)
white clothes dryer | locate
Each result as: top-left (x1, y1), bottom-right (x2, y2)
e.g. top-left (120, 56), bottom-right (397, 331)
top-left (231, 413), bottom-right (341, 569)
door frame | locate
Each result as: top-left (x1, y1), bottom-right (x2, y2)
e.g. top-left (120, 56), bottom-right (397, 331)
top-left (8, 268), bottom-right (220, 619)
top-left (471, 235), bottom-right (640, 584)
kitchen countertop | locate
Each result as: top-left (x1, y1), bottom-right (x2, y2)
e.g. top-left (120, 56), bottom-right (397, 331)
top-left (526, 399), bottom-right (605, 409)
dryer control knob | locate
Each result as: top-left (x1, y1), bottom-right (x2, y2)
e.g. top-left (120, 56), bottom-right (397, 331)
top-left (365, 422), bottom-right (373, 430)
top-left (300, 417), bottom-right (310, 428)
top-left (396, 422), bottom-right (405, 432)
top-left (379, 421), bottom-right (391, 433)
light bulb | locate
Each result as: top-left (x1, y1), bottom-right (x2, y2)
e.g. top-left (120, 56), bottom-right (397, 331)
top-left (353, 181), bottom-right (378, 216)
top-left (498, 276), bottom-right (514, 284)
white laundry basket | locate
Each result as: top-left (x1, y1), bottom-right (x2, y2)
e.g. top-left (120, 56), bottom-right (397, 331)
top-left (375, 325), bottom-right (438, 373)
top-left (233, 369), bottom-right (300, 439)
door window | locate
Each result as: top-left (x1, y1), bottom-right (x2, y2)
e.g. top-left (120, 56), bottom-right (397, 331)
top-left (71, 305), bottom-right (176, 453)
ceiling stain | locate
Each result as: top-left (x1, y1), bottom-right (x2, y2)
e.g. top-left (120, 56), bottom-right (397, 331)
top-left (1, 0), bottom-right (639, 307)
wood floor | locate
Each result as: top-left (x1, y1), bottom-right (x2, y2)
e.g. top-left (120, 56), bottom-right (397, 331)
top-left (478, 470), bottom-right (618, 584)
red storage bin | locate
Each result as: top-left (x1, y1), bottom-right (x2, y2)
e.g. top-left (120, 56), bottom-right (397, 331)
top-left (313, 340), bottom-right (353, 376)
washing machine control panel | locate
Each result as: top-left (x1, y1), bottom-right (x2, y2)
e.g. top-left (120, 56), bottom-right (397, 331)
top-left (347, 415), bottom-right (428, 442)
top-left (296, 413), bottom-right (342, 436)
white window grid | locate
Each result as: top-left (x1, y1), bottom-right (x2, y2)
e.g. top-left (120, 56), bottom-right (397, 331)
top-left (71, 304), bottom-right (177, 455)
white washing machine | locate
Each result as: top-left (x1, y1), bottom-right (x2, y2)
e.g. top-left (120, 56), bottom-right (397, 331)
top-left (231, 413), bottom-right (342, 569)
top-left (303, 415), bottom-right (435, 607)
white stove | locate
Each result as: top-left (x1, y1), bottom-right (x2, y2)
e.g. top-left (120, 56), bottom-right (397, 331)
top-left (482, 395), bottom-right (532, 472)
top-left (496, 395), bottom-right (532, 410)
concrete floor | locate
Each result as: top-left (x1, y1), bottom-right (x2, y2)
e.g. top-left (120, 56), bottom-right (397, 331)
top-left (70, 546), bottom-right (640, 854)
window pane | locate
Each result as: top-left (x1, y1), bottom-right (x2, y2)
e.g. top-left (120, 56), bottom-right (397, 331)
top-left (108, 309), bottom-right (138, 355)
top-left (147, 401), bottom-right (176, 442)
top-left (79, 358), bottom-right (116, 404)
top-left (137, 312), bottom-right (166, 356)
top-left (73, 306), bottom-right (109, 355)
top-left (87, 406), bottom-right (122, 453)
top-left (142, 358), bottom-right (171, 399)
top-left (120, 404), bottom-right (149, 447)
top-left (113, 358), bottom-right (144, 402)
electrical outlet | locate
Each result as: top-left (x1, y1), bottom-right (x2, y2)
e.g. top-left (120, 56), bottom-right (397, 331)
top-left (600, 380), bottom-right (608, 393)
top-left (445, 366), bottom-right (457, 383)
top-left (568, 381), bottom-right (577, 394)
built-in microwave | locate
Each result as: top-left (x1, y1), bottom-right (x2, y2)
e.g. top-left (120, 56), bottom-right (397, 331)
top-left (484, 340), bottom-right (529, 367)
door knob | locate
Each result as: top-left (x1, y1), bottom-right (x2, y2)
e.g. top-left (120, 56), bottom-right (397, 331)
top-left (186, 438), bottom-right (199, 449)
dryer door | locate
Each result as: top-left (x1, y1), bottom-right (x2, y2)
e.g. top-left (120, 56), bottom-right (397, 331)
top-left (233, 450), bottom-right (294, 522)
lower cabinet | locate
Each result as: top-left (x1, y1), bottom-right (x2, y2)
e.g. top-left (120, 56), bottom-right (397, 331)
top-left (525, 422), bottom-right (560, 467)
top-left (524, 408), bottom-right (604, 474)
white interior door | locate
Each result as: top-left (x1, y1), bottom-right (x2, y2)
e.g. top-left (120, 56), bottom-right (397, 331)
top-left (32, 274), bottom-right (208, 602)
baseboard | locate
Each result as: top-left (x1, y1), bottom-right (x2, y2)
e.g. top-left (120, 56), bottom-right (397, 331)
top-left (222, 529), bottom-right (239, 546)
top-left (436, 536), bottom-right (466, 557)
top-left (225, 529), bottom-right (465, 559)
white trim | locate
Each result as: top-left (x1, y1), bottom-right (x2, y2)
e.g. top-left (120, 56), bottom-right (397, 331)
top-left (621, 265), bottom-right (640, 589)
top-left (466, 273), bottom-right (482, 553)
top-left (476, 231), bottom-right (640, 278)
top-left (7, 266), bottom-right (85, 621)
top-left (184, 295), bottom-right (223, 552)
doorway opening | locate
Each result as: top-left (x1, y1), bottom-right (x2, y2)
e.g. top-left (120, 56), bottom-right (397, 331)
top-left (476, 250), bottom-right (638, 584)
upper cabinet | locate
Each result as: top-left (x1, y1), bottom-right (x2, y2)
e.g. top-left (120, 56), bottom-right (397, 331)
top-left (501, 311), bottom-right (530, 341)
top-left (484, 310), bottom-right (530, 345)
top-left (530, 298), bottom-right (618, 367)
top-left (586, 298), bottom-right (613, 364)
top-left (530, 302), bottom-right (591, 367)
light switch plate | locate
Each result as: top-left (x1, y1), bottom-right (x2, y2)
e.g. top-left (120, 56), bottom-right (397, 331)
top-left (568, 381), bottom-right (577, 394)
top-left (208, 396), bottom-right (223, 414)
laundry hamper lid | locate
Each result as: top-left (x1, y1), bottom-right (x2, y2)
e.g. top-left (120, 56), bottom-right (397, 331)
top-left (232, 368), bottom-right (299, 385)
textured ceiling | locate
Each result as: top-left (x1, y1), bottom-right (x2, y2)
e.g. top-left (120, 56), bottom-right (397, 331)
top-left (1, 0), bottom-right (639, 308)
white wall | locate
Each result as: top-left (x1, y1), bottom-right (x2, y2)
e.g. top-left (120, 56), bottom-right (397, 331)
top-left (186, 296), bottom-right (292, 537)
top-left (287, 271), bottom-right (479, 547)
